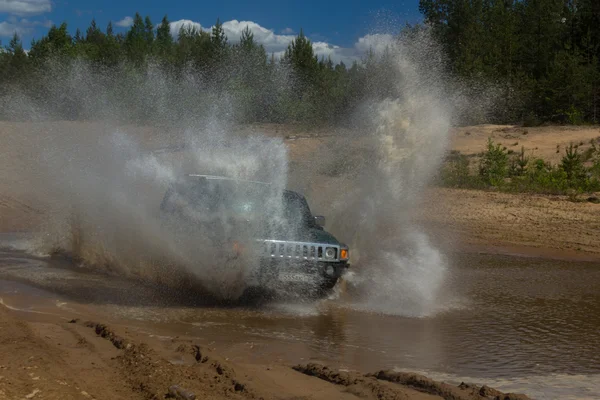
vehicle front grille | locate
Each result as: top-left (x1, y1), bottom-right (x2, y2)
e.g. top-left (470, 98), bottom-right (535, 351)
top-left (259, 240), bottom-right (340, 262)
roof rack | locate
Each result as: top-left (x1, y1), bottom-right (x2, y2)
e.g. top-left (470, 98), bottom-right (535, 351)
top-left (186, 174), bottom-right (272, 185)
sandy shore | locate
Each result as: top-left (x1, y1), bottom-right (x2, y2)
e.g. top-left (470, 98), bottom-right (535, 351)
top-left (417, 188), bottom-right (600, 261)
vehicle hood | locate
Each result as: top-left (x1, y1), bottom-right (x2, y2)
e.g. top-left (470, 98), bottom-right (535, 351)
top-left (260, 226), bottom-right (341, 245)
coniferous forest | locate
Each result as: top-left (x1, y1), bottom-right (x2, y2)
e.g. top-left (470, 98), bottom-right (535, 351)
top-left (1, 1), bottom-right (599, 126)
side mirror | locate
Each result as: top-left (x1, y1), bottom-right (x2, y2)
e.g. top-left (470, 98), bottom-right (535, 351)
top-left (314, 215), bottom-right (326, 227)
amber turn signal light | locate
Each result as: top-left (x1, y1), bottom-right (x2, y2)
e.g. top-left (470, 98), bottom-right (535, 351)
top-left (340, 249), bottom-right (349, 260)
top-left (232, 241), bottom-right (244, 254)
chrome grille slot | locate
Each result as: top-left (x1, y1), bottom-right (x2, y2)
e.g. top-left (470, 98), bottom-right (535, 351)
top-left (279, 243), bottom-right (285, 257)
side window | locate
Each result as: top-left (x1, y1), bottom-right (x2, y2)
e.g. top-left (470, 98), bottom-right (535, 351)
top-left (283, 192), bottom-right (313, 227)
top-left (160, 180), bottom-right (214, 217)
top-left (160, 187), bottom-right (176, 213)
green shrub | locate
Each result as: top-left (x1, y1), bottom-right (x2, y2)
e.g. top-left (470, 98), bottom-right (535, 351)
top-left (479, 138), bottom-right (508, 186)
top-left (565, 105), bottom-right (584, 125)
top-left (560, 143), bottom-right (586, 187)
top-left (509, 146), bottom-right (529, 177)
top-left (528, 165), bottom-right (570, 194)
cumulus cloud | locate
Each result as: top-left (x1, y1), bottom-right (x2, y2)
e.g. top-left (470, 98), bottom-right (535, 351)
top-left (169, 19), bottom-right (204, 37)
top-left (166, 18), bottom-right (397, 65)
top-left (223, 20), bottom-right (294, 53)
top-left (0, 16), bottom-right (51, 37)
top-left (115, 16), bottom-right (133, 28)
top-left (355, 34), bottom-right (396, 54)
top-left (0, 0), bottom-right (51, 16)
top-left (0, 20), bottom-right (22, 36)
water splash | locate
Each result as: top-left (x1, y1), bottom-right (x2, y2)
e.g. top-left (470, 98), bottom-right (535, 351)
top-left (3, 28), bottom-right (458, 311)
top-left (323, 30), bottom-right (452, 317)
top-left (33, 121), bottom-right (290, 300)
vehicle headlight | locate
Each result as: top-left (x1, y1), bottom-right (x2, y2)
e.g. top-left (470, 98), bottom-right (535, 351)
top-left (324, 247), bottom-right (336, 259)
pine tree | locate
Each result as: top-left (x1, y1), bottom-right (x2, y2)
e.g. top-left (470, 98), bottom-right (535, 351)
top-left (155, 15), bottom-right (174, 63)
top-left (125, 12), bottom-right (148, 66)
top-left (210, 17), bottom-right (228, 65)
top-left (211, 18), bottom-right (228, 49)
top-left (175, 24), bottom-right (211, 70)
top-left (283, 29), bottom-right (318, 75)
top-left (101, 21), bottom-right (121, 66)
top-left (7, 33), bottom-right (27, 65)
top-left (144, 16), bottom-right (155, 45)
top-left (29, 22), bottom-right (74, 61)
top-left (239, 26), bottom-right (254, 51)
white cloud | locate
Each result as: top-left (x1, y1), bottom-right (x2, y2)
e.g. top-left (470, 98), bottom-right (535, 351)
top-left (115, 16), bottom-right (133, 28)
top-left (169, 19), bottom-right (204, 37)
top-left (222, 20), bottom-right (294, 53)
top-left (167, 19), bottom-right (396, 65)
top-left (0, 17), bottom-right (50, 37)
top-left (0, 0), bottom-right (51, 16)
top-left (355, 34), bottom-right (396, 54)
top-left (0, 20), bottom-right (23, 36)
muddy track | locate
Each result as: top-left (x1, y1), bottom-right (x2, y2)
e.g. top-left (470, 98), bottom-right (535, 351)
top-left (293, 364), bottom-right (530, 400)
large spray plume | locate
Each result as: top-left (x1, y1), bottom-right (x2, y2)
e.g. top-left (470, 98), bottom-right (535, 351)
top-left (2, 27), bottom-right (465, 312)
top-left (303, 30), bottom-right (454, 316)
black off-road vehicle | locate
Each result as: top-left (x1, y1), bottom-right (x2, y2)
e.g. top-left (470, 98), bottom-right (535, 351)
top-left (159, 174), bottom-right (349, 294)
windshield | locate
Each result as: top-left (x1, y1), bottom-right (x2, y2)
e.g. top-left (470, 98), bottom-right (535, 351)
top-left (162, 178), bottom-right (315, 228)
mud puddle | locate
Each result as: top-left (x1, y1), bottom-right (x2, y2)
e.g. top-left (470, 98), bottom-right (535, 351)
top-left (0, 244), bottom-right (599, 399)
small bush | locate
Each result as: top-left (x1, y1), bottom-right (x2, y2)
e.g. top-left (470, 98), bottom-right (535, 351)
top-left (509, 146), bottom-right (529, 177)
top-left (479, 138), bottom-right (508, 186)
top-left (565, 105), bottom-right (584, 125)
top-left (560, 143), bottom-right (586, 186)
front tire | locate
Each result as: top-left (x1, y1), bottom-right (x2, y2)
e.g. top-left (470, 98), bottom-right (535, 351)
top-left (317, 277), bottom-right (339, 297)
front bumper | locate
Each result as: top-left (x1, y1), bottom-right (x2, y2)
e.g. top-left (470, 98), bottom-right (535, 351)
top-left (257, 258), bottom-right (349, 287)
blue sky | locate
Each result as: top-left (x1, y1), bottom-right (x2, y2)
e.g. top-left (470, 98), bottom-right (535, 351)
top-left (0, 0), bottom-right (423, 61)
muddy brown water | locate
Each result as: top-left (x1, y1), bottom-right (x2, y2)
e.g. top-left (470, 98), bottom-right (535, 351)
top-left (0, 236), bottom-right (599, 399)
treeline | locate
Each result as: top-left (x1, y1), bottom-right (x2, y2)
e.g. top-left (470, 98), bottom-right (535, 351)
top-left (4, 4), bottom-right (598, 126)
top-left (0, 14), bottom-right (401, 125)
top-left (420, 0), bottom-right (600, 124)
